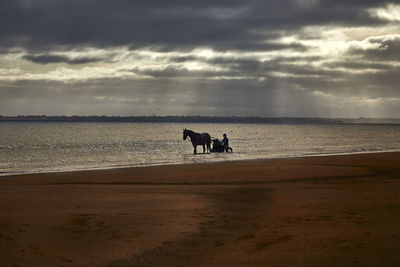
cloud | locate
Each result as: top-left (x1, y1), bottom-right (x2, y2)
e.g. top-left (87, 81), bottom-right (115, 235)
top-left (0, 0), bottom-right (394, 53)
top-left (347, 34), bottom-right (400, 61)
top-left (22, 54), bottom-right (102, 64)
top-left (0, 0), bottom-right (399, 117)
top-left (368, 3), bottom-right (400, 22)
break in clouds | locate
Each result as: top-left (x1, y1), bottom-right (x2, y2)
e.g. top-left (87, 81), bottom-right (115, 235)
top-left (0, 0), bottom-right (399, 117)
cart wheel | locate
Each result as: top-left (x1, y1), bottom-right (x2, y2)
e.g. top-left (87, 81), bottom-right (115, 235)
top-left (227, 147), bottom-right (233, 153)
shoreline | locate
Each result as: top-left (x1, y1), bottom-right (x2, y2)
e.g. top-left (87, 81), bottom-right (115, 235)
top-left (1, 149), bottom-right (399, 178)
top-left (0, 152), bottom-right (399, 266)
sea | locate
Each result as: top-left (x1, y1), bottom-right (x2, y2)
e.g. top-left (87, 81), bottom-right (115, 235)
top-left (0, 122), bottom-right (399, 176)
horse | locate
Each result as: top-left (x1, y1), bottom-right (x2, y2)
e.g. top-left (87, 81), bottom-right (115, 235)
top-left (183, 128), bottom-right (211, 154)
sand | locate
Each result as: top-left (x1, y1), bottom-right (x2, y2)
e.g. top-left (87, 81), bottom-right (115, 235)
top-left (0, 152), bottom-right (399, 267)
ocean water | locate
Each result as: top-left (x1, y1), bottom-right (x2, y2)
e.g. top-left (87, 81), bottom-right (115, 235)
top-left (0, 122), bottom-right (399, 175)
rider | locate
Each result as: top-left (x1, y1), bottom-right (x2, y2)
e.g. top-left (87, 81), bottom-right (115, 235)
top-left (221, 133), bottom-right (229, 152)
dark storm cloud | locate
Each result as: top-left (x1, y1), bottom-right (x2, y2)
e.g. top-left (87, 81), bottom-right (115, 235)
top-left (323, 61), bottom-right (395, 71)
top-left (1, 0), bottom-right (400, 117)
top-left (0, 0), bottom-right (395, 52)
top-left (130, 51), bottom-right (399, 97)
top-left (22, 54), bottom-right (102, 65)
top-left (348, 35), bottom-right (400, 61)
top-left (130, 56), bottom-right (340, 81)
top-left (132, 67), bottom-right (225, 79)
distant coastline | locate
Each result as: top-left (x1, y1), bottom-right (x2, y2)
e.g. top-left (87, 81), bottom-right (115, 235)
top-left (1, 115), bottom-right (399, 124)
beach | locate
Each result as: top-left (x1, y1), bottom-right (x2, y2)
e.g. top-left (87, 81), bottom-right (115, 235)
top-left (0, 152), bottom-right (399, 267)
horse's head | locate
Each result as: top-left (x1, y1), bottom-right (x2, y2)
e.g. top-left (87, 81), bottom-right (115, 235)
top-left (183, 128), bottom-right (188, 140)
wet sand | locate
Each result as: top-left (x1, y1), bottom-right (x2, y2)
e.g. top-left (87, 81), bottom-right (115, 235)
top-left (0, 152), bottom-right (399, 266)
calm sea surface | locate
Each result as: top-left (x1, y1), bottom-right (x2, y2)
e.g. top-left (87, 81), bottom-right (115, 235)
top-left (0, 122), bottom-right (399, 175)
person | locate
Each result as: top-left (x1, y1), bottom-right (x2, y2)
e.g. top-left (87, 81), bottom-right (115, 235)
top-left (221, 133), bottom-right (229, 152)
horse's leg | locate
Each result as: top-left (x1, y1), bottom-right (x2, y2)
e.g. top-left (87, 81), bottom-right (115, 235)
top-left (193, 144), bottom-right (197, 154)
top-left (203, 144), bottom-right (206, 153)
top-left (207, 141), bottom-right (211, 153)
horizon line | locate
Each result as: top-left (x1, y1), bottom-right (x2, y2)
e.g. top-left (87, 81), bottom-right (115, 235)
top-left (1, 115), bottom-right (400, 119)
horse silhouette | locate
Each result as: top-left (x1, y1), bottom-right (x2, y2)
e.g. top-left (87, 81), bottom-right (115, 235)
top-left (183, 128), bottom-right (211, 154)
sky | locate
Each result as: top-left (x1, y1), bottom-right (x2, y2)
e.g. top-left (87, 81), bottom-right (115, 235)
top-left (0, 0), bottom-right (399, 118)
